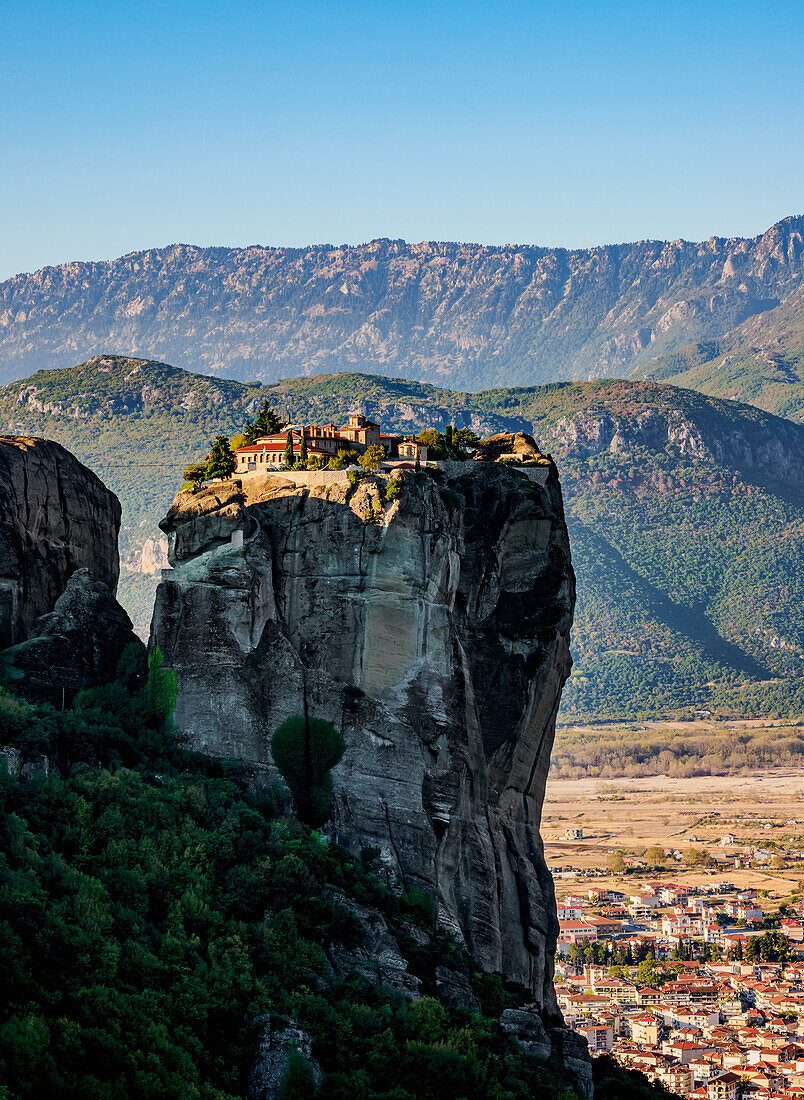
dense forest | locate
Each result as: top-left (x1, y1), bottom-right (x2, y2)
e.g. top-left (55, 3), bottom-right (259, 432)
top-left (0, 645), bottom-right (675, 1100)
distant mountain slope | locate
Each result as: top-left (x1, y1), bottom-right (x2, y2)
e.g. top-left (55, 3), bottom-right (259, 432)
top-left (1, 217), bottom-right (803, 388)
top-left (2, 356), bottom-right (802, 721)
top-left (633, 283), bottom-right (804, 422)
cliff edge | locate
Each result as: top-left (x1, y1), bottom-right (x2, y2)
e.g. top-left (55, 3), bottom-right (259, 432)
top-left (152, 457), bottom-right (575, 1010)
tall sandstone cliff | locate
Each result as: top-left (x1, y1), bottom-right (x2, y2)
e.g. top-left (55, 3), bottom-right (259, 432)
top-left (151, 459), bottom-right (575, 1009)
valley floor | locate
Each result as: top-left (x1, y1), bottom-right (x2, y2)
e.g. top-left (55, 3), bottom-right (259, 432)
top-left (544, 768), bottom-right (804, 901)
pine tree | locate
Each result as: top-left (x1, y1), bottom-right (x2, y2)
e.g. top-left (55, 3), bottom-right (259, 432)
top-left (206, 435), bottom-right (236, 480)
top-left (255, 401), bottom-right (283, 436)
top-left (242, 418), bottom-right (259, 445)
top-left (285, 431), bottom-right (294, 467)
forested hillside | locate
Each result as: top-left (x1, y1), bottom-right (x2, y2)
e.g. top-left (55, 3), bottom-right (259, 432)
top-left (2, 356), bottom-right (802, 722)
top-left (1, 217), bottom-right (802, 389)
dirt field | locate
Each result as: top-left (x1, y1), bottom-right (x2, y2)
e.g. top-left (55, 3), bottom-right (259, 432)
top-left (542, 770), bottom-right (804, 904)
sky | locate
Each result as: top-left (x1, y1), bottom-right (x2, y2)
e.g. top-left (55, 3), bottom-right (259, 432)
top-left (2, 0), bottom-right (803, 280)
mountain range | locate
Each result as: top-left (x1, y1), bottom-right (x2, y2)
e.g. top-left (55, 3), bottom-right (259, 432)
top-left (1, 217), bottom-right (803, 398)
top-left (2, 355), bottom-right (802, 723)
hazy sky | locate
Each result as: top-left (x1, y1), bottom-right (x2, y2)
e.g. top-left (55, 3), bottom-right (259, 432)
top-left (2, 0), bottom-right (803, 280)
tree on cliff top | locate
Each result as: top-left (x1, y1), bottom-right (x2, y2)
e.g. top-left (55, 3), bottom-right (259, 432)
top-left (358, 444), bottom-right (386, 472)
top-left (271, 715), bottom-right (345, 827)
top-left (206, 435), bottom-right (236, 480)
top-left (285, 431), bottom-right (294, 467)
top-left (255, 400), bottom-right (284, 437)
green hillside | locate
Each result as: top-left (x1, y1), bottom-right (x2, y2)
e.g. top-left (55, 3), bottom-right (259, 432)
top-left (2, 356), bottom-right (803, 722)
top-left (634, 283), bottom-right (804, 423)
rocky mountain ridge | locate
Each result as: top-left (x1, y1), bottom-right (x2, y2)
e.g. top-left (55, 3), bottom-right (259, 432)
top-left (1, 216), bottom-right (802, 389)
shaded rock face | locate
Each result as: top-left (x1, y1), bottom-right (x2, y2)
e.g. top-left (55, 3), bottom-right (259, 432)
top-left (501, 1006), bottom-right (593, 1099)
top-left (12, 568), bottom-right (139, 704)
top-left (0, 436), bottom-right (121, 648)
top-left (152, 463), bottom-right (575, 1013)
top-left (249, 1016), bottom-right (324, 1100)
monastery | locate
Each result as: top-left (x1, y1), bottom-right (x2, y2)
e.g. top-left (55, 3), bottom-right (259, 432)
top-left (233, 413), bottom-right (427, 473)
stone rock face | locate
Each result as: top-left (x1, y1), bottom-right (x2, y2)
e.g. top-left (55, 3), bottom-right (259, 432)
top-left (248, 1016), bottom-right (324, 1100)
top-left (0, 436), bottom-right (121, 648)
top-left (12, 568), bottom-right (139, 704)
top-left (152, 461), bottom-right (575, 1018)
top-left (472, 431), bottom-right (550, 463)
top-left (501, 1005), bottom-right (594, 1099)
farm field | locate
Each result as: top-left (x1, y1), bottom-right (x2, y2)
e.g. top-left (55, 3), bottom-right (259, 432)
top-left (543, 768), bottom-right (804, 907)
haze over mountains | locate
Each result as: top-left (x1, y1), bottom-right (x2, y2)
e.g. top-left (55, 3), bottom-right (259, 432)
top-left (2, 355), bottom-right (802, 723)
top-left (1, 217), bottom-right (803, 398)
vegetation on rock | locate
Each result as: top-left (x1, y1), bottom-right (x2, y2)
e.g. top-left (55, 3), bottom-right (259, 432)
top-left (270, 715), bottom-right (345, 827)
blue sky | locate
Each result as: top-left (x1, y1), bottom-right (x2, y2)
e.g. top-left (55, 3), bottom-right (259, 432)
top-left (2, 0), bottom-right (803, 279)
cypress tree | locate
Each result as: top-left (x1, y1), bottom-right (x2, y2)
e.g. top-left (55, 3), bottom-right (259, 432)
top-left (285, 431), bottom-right (294, 467)
top-left (255, 400), bottom-right (282, 436)
top-left (299, 432), bottom-right (308, 465)
top-left (206, 435), bottom-right (236, 479)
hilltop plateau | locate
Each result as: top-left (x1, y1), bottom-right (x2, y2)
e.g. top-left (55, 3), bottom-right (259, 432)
top-left (1, 217), bottom-right (803, 390)
top-left (1, 356), bottom-right (802, 723)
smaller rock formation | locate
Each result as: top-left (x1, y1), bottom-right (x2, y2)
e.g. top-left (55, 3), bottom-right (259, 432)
top-left (472, 431), bottom-right (551, 463)
top-left (0, 435), bottom-right (140, 702)
top-left (0, 435), bottom-right (121, 648)
top-left (501, 1004), bottom-right (593, 1099)
top-left (9, 568), bottom-right (140, 704)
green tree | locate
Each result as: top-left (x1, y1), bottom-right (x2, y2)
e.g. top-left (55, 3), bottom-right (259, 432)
top-left (299, 433), bottom-right (308, 466)
top-left (358, 445), bottom-right (386, 473)
top-left (285, 432), bottom-right (295, 467)
top-left (280, 1049), bottom-right (317, 1100)
top-left (255, 401), bottom-right (283, 437)
top-left (182, 462), bottom-right (208, 486)
top-left (271, 715), bottom-right (345, 827)
top-left (206, 435), bottom-right (236, 480)
top-left (452, 427), bottom-right (481, 454)
top-left (146, 648), bottom-right (178, 732)
top-left (636, 959), bottom-right (664, 987)
top-left (606, 851), bottom-right (625, 873)
top-left (417, 430), bottom-right (445, 459)
top-left (242, 418), bottom-right (259, 444)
